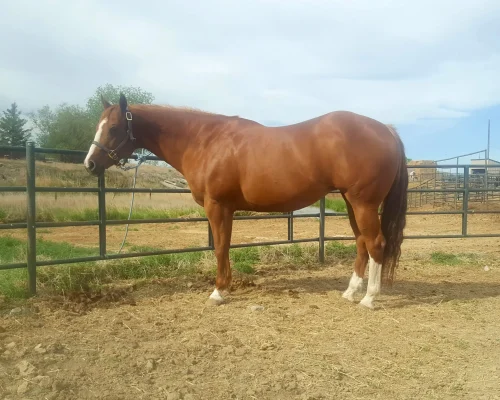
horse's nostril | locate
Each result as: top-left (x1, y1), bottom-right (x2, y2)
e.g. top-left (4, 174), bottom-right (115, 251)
top-left (87, 160), bottom-right (96, 172)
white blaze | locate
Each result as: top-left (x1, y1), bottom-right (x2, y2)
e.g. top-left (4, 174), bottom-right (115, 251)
top-left (84, 118), bottom-right (108, 168)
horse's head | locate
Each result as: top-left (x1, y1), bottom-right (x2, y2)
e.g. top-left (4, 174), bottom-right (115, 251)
top-left (83, 93), bottom-right (136, 176)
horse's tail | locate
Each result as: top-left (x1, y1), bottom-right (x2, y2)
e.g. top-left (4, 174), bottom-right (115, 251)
top-left (380, 125), bottom-right (408, 286)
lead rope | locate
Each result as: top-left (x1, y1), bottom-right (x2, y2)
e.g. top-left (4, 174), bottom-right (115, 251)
top-left (116, 152), bottom-right (151, 254)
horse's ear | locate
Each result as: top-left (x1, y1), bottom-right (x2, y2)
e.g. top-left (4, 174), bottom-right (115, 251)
top-left (119, 93), bottom-right (128, 113)
top-left (101, 94), bottom-right (112, 109)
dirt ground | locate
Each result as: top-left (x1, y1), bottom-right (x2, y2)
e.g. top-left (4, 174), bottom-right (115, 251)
top-left (1, 253), bottom-right (500, 400)
top-left (1, 201), bottom-right (500, 399)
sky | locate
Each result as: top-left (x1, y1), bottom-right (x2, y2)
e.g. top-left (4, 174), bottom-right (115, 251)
top-left (1, 0), bottom-right (500, 163)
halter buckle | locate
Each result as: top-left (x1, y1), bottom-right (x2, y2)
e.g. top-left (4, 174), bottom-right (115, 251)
top-left (125, 111), bottom-right (133, 121)
top-left (108, 150), bottom-right (119, 161)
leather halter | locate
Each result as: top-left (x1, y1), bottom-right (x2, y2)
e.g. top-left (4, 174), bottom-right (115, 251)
top-left (92, 108), bottom-right (136, 165)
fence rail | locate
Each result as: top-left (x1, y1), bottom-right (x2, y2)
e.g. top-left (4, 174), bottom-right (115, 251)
top-left (1, 143), bottom-right (500, 295)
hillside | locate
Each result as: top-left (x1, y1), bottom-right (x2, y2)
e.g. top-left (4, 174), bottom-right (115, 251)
top-left (0, 159), bottom-right (185, 189)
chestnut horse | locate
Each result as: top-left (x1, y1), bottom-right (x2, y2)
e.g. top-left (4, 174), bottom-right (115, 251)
top-left (84, 94), bottom-right (408, 309)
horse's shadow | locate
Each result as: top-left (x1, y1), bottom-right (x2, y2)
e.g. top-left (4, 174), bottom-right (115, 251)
top-left (57, 268), bottom-right (499, 312)
top-left (253, 274), bottom-right (500, 309)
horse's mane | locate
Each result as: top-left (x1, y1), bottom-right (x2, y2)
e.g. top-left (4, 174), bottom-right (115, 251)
top-left (135, 103), bottom-right (239, 119)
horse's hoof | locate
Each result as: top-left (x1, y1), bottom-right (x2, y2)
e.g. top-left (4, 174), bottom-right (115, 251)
top-left (342, 290), bottom-right (355, 302)
top-left (358, 297), bottom-right (375, 310)
top-left (205, 297), bottom-right (224, 306)
top-left (206, 288), bottom-right (225, 306)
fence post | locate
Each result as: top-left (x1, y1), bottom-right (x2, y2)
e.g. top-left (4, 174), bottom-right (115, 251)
top-left (98, 174), bottom-right (107, 258)
top-left (319, 197), bottom-right (325, 263)
top-left (287, 211), bottom-right (294, 242)
top-left (26, 142), bottom-right (37, 296)
top-left (462, 167), bottom-right (469, 236)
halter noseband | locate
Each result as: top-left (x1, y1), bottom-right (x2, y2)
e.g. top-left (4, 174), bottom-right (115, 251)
top-left (92, 108), bottom-right (136, 165)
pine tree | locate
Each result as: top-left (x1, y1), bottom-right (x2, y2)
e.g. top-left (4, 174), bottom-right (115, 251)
top-left (0, 103), bottom-right (32, 147)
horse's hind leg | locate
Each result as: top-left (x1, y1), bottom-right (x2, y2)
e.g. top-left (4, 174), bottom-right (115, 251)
top-left (341, 196), bottom-right (369, 302)
top-left (351, 204), bottom-right (386, 309)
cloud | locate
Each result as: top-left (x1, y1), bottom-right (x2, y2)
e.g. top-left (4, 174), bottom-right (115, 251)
top-left (1, 0), bottom-right (500, 126)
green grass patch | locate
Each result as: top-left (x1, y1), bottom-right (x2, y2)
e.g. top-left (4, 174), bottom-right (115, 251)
top-left (232, 261), bottom-right (256, 274)
top-left (0, 236), bottom-right (24, 264)
top-left (0, 236), bottom-right (357, 299)
top-left (36, 250), bottom-right (205, 294)
top-left (430, 251), bottom-right (479, 266)
top-left (0, 269), bottom-right (29, 299)
top-left (431, 252), bottom-right (461, 265)
top-left (0, 205), bottom-right (289, 224)
top-left (313, 198), bottom-right (347, 213)
top-left (0, 236), bottom-right (99, 298)
top-left (0, 236), bottom-right (97, 264)
top-left (326, 241), bottom-right (357, 259)
top-left (230, 247), bottom-right (260, 274)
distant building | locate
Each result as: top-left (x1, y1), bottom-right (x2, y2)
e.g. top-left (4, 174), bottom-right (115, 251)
top-left (469, 158), bottom-right (500, 175)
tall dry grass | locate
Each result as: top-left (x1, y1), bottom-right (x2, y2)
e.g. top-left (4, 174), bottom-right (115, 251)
top-left (0, 158), bottom-right (203, 223)
top-left (0, 192), bottom-right (202, 223)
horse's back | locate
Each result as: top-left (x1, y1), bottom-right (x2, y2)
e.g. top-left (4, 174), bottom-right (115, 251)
top-left (191, 110), bottom-right (402, 210)
top-left (242, 110), bottom-right (401, 177)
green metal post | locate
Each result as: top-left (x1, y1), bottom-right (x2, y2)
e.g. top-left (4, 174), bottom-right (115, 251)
top-left (288, 211), bottom-right (294, 242)
top-left (26, 142), bottom-right (36, 295)
top-left (319, 197), bottom-right (325, 262)
top-left (462, 167), bottom-right (469, 236)
top-left (98, 173), bottom-right (107, 257)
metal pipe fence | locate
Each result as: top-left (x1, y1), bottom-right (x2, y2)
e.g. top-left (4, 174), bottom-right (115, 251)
top-left (1, 142), bottom-right (500, 295)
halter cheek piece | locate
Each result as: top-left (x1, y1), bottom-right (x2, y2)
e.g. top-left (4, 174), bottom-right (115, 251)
top-left (92, 108), bottom-right (136, 166)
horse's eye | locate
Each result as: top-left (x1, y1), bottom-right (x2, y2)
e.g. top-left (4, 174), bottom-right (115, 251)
top-left (109, 126), bottom-right (117, 134)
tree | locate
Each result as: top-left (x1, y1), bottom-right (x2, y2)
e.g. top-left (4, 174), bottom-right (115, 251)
top-left (29, 105), bottom-right (55, 147)
top-left (0, 102), bottom-right (32, 147)
top-left (31, 104), bottom-right (90, 150)
top-left (30, 104), bottom-right (93, 162)
top-left (28, 84), bottom-right (156, 163)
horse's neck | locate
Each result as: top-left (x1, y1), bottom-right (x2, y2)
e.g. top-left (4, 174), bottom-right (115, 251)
top-left (131, 106), bottom-right (197, 174)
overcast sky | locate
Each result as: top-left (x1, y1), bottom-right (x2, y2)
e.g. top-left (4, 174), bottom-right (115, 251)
top-left (2, 0), bottom-right (500, 161)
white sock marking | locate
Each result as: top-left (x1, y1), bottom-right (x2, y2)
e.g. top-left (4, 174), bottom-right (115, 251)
top-left (209, 288), bottom-right (224, 302)
top-left (359, 254), bottom-right (382, 309)
top-left (342, 271), bottom-right (363, 302)
top-left (84, 118), bottom-right (108, 168)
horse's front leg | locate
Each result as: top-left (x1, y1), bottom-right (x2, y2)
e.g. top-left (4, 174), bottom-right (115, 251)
top-left (205, 199), bottom-right (234, 306)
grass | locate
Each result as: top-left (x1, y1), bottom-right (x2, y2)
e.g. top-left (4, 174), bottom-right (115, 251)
top-left (0, 236), bottom-right (357, 299)
top-left (0, 203), bottom-right (287, 223)
top-left (430, 251), bottom-right (479, 266)
top-left (0, 192), bottom-right (206, 223)
top-left (431, 252), bottom-right (461, 265)
top-left (0, 236), bottom-right (99, 298)
top-left (313, 197), bottom-right (347, 213)
top-left (0, 193), bottom-right (286, 224)
top-left (0, 236), bottom-right (98, 265)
